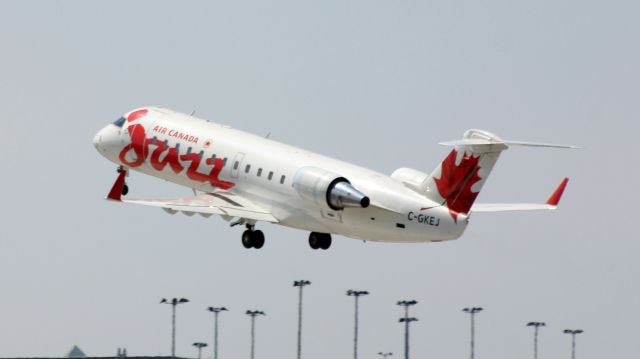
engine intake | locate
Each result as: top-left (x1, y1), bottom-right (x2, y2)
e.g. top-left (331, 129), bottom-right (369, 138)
top-left (293, 167), bottom-right (370, 211)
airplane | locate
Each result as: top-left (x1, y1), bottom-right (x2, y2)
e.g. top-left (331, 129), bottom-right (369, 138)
top-left (93, 107), bottom-right (576, 250)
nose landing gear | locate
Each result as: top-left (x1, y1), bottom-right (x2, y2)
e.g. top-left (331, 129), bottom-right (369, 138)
top-left (107, 166), bottom-right (129, 201)
top-left (309, 232), bottom-right (332, 250)
top-left (241, 224), bottom-right (265, 249)
top-left (117, 166), bottom-right (129, 196)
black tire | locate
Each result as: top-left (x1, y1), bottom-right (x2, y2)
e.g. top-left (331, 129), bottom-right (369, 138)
top-left (121, 184), bottom-right (129, 196)
top-left (242, 230), bottom-right (253, 249)
top-left (308, 232), bottom-right (321, 250)
top-left (319, 233), bottom-right (332, 250)
top-left (253, 230), bottom-right (265, 249)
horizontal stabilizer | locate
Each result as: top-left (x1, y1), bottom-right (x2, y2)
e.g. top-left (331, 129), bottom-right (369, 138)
top-left (439, 139), bottom-right (579, 149)
top-left (471, 203), bottom-right (557, 212)
top-left (471, 178), bottom-right (569, 213)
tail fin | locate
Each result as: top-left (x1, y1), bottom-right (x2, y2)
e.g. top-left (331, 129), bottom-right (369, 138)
top-left (422, 129), bottom-right (577, 221)
top-left (423, 130), bottom-right (507, 221)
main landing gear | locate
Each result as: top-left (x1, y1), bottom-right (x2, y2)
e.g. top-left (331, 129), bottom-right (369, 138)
top-left (241, 224), bottom-right (265, 249)
top-left (309, 232), bottom-right (332, 250)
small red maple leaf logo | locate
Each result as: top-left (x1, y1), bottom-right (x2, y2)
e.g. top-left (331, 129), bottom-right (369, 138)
top-left (203, 139), bottom-right (212, 148)
top-left (434, 149), bottom-right (482, 222)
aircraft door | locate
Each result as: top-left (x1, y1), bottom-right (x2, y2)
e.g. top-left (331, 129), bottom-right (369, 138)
top-left (231, 152), bottom-right (245, 178)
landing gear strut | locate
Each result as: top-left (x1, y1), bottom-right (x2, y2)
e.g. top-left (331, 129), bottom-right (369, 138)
top-left (309, 232), bottom-right (332, 250)
top-left (241, 224), bottom-right (265, 249)
top-left (117, 166), bottom-right (129, 196)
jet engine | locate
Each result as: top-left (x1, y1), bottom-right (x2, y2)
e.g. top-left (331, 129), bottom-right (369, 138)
top-left (292, 167), bottom-right (370, 210)
top-left (390, 167), bottom-right (430, 194)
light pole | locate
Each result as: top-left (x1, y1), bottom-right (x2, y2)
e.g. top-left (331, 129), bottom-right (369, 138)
top-left (378, 352), bottom-right (393, 359)
top-left (160, 298), bottom-right (189, 358)
top-left (462, 307), bottom-right (483, 359)
top-left (207, 306), bottom-right (228, 359)
top-left (193, 342), bottom-right (208, 359)
top-left (527, 322), bottom-right (546, 359)
top-left (294, 280), bottom-right (311, 359)
top-left (563, 329), bottom-right (583, 359)
top-left (246, 310), bottom-right (266, 359)
top-left (397, 300), bottom-right (418, 359)
top-left (346, 290), bottom-right (369, 359)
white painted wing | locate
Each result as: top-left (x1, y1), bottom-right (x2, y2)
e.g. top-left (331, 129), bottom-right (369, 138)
top-left (122, 192), bottom-right (278, 222)
top-left (471, 203), bottom-right (557, 212)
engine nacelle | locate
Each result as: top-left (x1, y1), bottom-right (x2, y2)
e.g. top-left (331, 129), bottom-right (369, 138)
top-left (390, 167), bottom-right (429, 194)
top-left (292, 167), bottom-right (370, 211)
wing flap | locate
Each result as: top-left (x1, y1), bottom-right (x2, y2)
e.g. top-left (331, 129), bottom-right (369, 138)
top-left (121, 193), bottom-right (278, 223)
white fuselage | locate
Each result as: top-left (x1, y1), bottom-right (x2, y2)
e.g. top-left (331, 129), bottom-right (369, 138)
top-left (94, 107), bottom-right (467, 243)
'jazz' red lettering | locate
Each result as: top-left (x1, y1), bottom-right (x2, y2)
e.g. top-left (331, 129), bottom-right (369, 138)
top-left (118, 123), bottom-right (235, 190)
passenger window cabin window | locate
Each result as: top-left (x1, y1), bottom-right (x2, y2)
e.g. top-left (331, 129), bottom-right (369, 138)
top-left (223, 158), bottom-right (227, 166)
top-left (152, 136), bottom-right (157, 145)
top-left (257, 168), bottom-right (262, 177)
top-left (280, 175), bottom-right (286, 184)
top-left (268, 171), bottom-right (273, 180)
top-left (163, 140), bottom-right (169, 147)
top-left (245, 164), bottom-right (251, 173)
top-left (198, 151), bottom-right (204, 159)
top-left (186, 147), bottom-right (192, 155)
top-left (233, 161), bottom-right (239, 170)
top-left (210, 154), bottom-right (217, 160)
top-left (175, 143), bottom-right (180, 151)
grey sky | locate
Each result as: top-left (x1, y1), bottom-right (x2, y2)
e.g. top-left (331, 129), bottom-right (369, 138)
top-left (0, 1), bottom-right (638, 358)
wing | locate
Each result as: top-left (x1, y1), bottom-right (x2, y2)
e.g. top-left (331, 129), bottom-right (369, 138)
top-left (471, 178), bottom-right (569, 213)
top-left (124, 193), bottom-right (278, 222)
top-left (105, 169), bottom-right (277, 222)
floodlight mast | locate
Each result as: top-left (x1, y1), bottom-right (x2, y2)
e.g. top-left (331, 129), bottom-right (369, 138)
top-left (397, 300), bottom-right (418, 359)
top-left (293, 280), bottom-right (311, 359)
top-left (462, 307), bottom-right (483, 359)
top-left (160, 298), bottom-right (189, 359)
top-left (246, 310), bottom-right (266, 359)
top-left (192, 342), bottom-right (208, 359)
top-left (563, 329), bottom-right (584, 359)
top-left (207, 306), bottom-right (228, 359)
top-left (527, 322), bottom-right (546, 359)
top-left (346, 289), bottom-right (369, 359)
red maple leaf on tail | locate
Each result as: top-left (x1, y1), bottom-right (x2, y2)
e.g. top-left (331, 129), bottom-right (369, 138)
top-left (434, 149), bottom-right (482, 222)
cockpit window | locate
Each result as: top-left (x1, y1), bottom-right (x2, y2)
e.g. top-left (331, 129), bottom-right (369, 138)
top-left (113, 117), bottom-right (126, 128)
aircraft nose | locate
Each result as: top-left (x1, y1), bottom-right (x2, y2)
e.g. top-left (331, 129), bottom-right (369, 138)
top-left (93, 125), bottom-right (117, 152)
top-left (93, 132), bottom-right (101, 149)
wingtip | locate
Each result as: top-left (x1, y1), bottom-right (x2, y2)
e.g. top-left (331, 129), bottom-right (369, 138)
top-left (546, 177), bottom-right (569, 206)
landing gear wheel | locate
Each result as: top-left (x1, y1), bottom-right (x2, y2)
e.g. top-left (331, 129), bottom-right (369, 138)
top-left (253, 230), bottom-right (265, 249)
top-left (241, 228), bottom-right (265, 249)
top-left (121, 184), bottom-right (129, 196)
top-left (309, 232), bottom-right (332, 250)
top-left (319, 234), bottom-right (332, 250)
top-left (309, 232), bottom-right (321, 249)
top-left (242, 230), bottom-right (254, 249)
